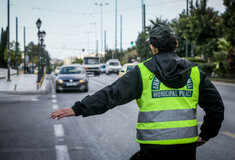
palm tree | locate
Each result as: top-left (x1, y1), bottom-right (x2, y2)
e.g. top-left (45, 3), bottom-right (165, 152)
top-left (217, 38), bottom-right (235, 75)
top-left (145, 17), bottom-right (169, 33)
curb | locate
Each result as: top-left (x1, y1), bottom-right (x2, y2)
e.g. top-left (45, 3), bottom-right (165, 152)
top-left (0, 73), bottom-right (17, 80)
top-left (0, 75), bottom-right (51, 94)
top-left (0, 90), bottom-right (50, 95)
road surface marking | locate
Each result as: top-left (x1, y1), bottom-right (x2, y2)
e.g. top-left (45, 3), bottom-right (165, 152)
top-left (52, 99), bottom-right (57, 103)
top-left (89, 80), bottom-right (106, 87)
top-left (31, 98), bottom-right (39, 101)
top-left (52, 104), bottom-right (59, 110)
top-left (52, 95), bottom-right (57, 98)
top-left (55, 145), bottom-right (70, 160)
top-left (221, 131), bottom-right (235, 139)
top-left (54, 124), bottom-right (65, 137)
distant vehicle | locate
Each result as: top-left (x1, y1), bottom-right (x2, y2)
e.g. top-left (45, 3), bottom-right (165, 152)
top-left (55, 67), bottom-right (61, 76)
top-left (83, 57), bottom-right (100, 76)
top-left (119, 63), bottom-right (138, 78)
top-left (100, 63), bottom-right (106, 74)
top-left (34, 67), bottom-right (38, 74)
top-left (105, 59), bottom-right (122, 75)
top-left (55, 65), bottom-right (89, 93)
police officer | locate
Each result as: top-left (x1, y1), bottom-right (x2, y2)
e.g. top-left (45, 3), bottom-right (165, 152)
top-left (50, 23), bottom-right (224, 160)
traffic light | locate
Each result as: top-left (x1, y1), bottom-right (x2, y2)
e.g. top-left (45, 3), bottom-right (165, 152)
top-left (131, 41), bottom-right (134, 46)
top-left (82, 49), bottom-right (85, 52)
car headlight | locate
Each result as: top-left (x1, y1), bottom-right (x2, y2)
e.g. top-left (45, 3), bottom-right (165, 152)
top-left (57, 79), bottom-right (63, 84)
top-left (79, 79), bottom-right (85, 83)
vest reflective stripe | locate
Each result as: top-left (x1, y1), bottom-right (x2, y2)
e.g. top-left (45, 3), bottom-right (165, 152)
top-left (136, 61), bottom-right (200, 145)
top-left (138, 109), bottom-right (196, 123)
top-left (137, 119), bottom-right (197, 130)
top-left (137, 126), bottom-right (198, 141)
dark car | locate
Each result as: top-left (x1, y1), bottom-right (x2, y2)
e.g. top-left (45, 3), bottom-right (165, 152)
top-left (55, 65), bottom-right (89, 93)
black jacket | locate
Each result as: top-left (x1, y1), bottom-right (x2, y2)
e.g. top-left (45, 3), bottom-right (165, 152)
top-left (72, 52), bottom-right (224, 141)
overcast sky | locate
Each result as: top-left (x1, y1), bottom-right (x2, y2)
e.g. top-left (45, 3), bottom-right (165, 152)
top-left (0, 0), bottom-right (225, 60)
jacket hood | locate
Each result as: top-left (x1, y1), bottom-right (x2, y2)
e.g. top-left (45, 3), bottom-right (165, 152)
top-left (144, 52), bottom-right (196, 89)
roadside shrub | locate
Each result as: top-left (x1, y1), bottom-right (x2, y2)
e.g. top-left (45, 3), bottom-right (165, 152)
top-left (198, 63), bottom-right (216, 77)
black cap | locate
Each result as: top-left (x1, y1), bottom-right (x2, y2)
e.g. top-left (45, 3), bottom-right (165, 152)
top-left (147, 23), bottom-right (175, 40)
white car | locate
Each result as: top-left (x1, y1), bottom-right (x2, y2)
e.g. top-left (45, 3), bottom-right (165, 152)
top-left (106, 59), bottom-right (122, 75)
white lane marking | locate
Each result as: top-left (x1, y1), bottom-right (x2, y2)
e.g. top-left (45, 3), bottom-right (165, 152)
top-left (52, 99), bottom-right (57, 103)
top-left (52, 104), bottom-right (59, 110)
top-left (54, 124), bottom-right (65, 137)
top-left (89, 80), bottom-right (106, 87)
top-left (52, 95), bottom-right (57, 98)
top-left (31, 98), bottom-right (39, 101)
top-left (221, 131), bottom-right (235, 139)
top-left (55, 145), bottom-right (70, 160)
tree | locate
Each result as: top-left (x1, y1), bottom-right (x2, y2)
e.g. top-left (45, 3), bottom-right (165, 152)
top-left (72, 58), bottom-right (83, 64)
top-left (3, 42), bottom-right (21, 68)
top-left (222, 0), bottom-right (235, 75)
top-left (186, 0), bottom-right (223, 60)
top-left (0, 28), bottom-right (7, 68)
top-left (171, 13), bottom-right (188, 57)
top-left (136, 31), bottom-right (151, 61)
top-left (215, 38), bottom-right (235, 75)
top-left (26, 42), bottom-right (39, 65)
top-left (145, 17), bottom-right (169, 33)
top-left (104, 49), bottom-right (113, 62)
top-left (222, 0), bottom-right (235, 47)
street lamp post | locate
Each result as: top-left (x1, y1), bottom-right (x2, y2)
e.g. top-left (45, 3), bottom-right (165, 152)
top-left (40, 38), bottom-right (44, 77)
top-left (36, 19), bottom-right (46, 83)
top-left (36, 19), bottom-right (41, 83)
top-left (7, 0), bottom-right (11, 82)
top-left (95, 2), bottom-right (109, 53)
top-left (39, 31), bottom-right (46, 80)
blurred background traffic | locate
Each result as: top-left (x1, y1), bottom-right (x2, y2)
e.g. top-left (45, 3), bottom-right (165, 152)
top-left (0, 0), bottom-right (234, 83)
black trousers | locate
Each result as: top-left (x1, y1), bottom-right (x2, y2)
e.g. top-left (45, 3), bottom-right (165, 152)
top-left (130, 143), bottom-right (196, 160)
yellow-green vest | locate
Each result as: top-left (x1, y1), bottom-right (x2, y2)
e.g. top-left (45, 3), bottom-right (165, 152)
top-left (136, 61), bottom-right (200, 145)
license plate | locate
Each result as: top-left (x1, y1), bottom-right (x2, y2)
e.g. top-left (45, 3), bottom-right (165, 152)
top-left (66, 82), bottom-right (77, 86)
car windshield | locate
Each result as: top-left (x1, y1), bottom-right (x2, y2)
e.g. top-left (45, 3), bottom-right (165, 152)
top-left (109, 62), bottom-right (119, 66)
top-left (84, 58), bottom-right (99, 64)
top-left (101, 65), bottom-right (106, 68)
top-left (59, 67), bottom-right (85, 74)
top-left (127, 65), bottom-right (136, 72)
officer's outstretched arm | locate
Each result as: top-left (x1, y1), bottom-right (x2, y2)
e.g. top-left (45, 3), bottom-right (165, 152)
top-left (50, 108), bottom-right (75, 120)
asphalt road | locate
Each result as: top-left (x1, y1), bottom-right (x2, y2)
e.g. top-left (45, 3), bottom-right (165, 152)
top-left (0, 74), bottom-right (234, 160)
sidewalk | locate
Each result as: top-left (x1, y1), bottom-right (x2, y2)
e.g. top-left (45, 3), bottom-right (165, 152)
top-left (0, 68), bottom-right (17, 79)
top-left (0, 74), bottom-right (51, 94)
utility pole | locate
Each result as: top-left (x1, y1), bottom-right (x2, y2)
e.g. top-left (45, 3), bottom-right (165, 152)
top-left (191, 0), bottom-right (194, 57)
top-left (7, 0), bottom-right (11, 81)
top-left (185, 0), bottom-right (189, 58)
top-left (16, 17), bottom-right (19, 75)
top-left (115, 0), bottom-right (117, 56)
top-left (95, 2), bottom-right (109, 53)
top-left (104, 30), bottom-right (107, 54)
top-left (24, 27), bottom-right (26, 74)
top-left (143, 4), bottom-right (146, 31)
top-left (120, 14), bottom-right (122, 62)
top-left (141, 0), bottom-right (144, 31)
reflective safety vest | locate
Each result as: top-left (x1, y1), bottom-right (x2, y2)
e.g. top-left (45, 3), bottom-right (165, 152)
top-left (136, 62), bottom-right (200, 145)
